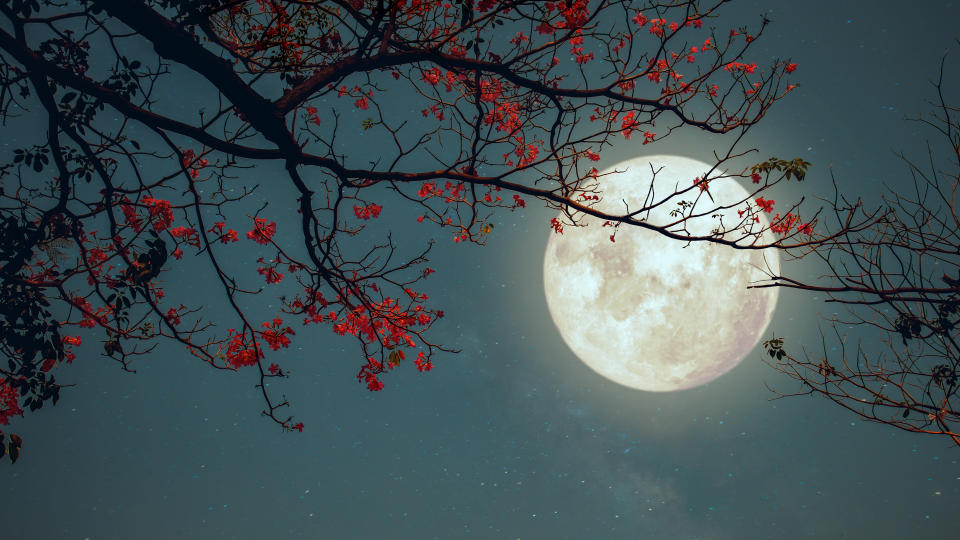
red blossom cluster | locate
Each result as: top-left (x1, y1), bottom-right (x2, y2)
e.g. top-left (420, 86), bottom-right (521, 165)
top-left (569, 31), bottom-right (594, 64)
top-left (166, 306), bottom-right (183, 326)
top-left (769, 212), bottom-right (814, 236)
top-left (246, 218), bottom-right (277, 244)
top-left (755, 197), bottom-right (775, 213)
top-left (357, 358), bottom-right (385, 391)
top-left (414, 351), bottom-right (433, 372)
top-left (223, 329), bottom-right (262, 369)
top-left (484, 98), bottom-right (524, 134)
top-left (261, 318), bottom-right (295, 351)
top-left (353, 203), bottom-right (382, 220)
top-left (257, 259), bottom-right (283, 284)
top-left (619, 110), bottom-right (641, 137)
top-left (693, 176), bottom-right (710, 192)
top-left (62, 335), bottom-right (81, 359)
top-left (121, 200), bottom-right (142, 231)
top-left (421, 66), bottom-right (464, 93)
top-left (180, 148), bottom-right (210, 179)
top-left (208, 221), bottom-right (239, 244)
top-left (507, 135), bottom-right (540, 167)
top-left (0, 380), bottom-right (22, 428)
top-left (417, 182), bottom-right (436, 198)
top-left (417, 181), bottom-right (472, 206)
top-left (141, 196), bottom-right (175, 232)
top-left (304, 106), bottom-right (322, 126)
top-left (69, 294), bottom-right (106, 328)
top-left (169, 226), bottom-right (200, 248)
top-left (770, 212), bottom-right (800, 235)
top-left (550, 217), bottom-right (564, 235)
top-left (724, 62), bottom-right (758, 74)
top-left (283, 280), bottom-right (440, 391)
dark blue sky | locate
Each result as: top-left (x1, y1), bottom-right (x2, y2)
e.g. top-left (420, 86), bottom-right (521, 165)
top-left (3, 1), bottom-right (959, 538)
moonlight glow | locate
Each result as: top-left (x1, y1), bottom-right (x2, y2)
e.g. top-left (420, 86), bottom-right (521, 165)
top-left (543, 155), bottom-right (780, 391)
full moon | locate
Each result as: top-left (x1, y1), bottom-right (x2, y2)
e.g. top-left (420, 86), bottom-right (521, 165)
top-left (543, 155), bottom-right (779, 391)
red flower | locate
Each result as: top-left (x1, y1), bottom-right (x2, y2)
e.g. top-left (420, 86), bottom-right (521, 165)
top-left (770, 212), bottom-right (800, 235)
top-left (417, 182), bottom-right (436, 198)
top-left (0, 379), bottom-right (23, 425)
top-left (724, 62), bottom-right (758, 74)
top-left (121, 203), bottom-right (142, 231)
top-left (620, 111), bottom-right (639, 138)
top-left (357, 358), bottom-right (385, 391)
top-left (785, 63), bottom-right (798, 74)
top-left (246, 218), bottom-right (276, 244)
top-left (169, 226), bottom-right (200, 248)
top-left (142, 196), bottom-right (174, 232)
top-left (751, 173), bottom-right (762, 184)
top-left (550, 217), bottom-right (564, 235)
top-left (755, 197), bottom-right (775, 213)
top-left (414, 351), bottom-right (433, 372)
top-left (353, 203), bottom-right (383, 220)
top-left (260, 319), bottom-right (294, 350)
top-left (257, 266), bottom-right (283, 284)
top-left (224, 331), bottom-right (261, 368)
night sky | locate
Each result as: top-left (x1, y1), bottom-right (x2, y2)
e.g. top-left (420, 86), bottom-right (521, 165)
top-left (3, 1), bottom-right (959, 538)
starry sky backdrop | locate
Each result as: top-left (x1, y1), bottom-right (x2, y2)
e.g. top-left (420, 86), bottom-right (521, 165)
top-left (3, 1), bottom-right (959, 538)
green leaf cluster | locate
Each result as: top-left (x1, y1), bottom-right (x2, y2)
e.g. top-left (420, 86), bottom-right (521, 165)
top-left (751, 157), bottom-right (811, 181)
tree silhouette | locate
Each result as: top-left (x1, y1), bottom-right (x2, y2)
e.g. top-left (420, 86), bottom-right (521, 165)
top-left (0, 0), bottom-right (833, 462)
top-left (759, 56), bottom-right (960, 447)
